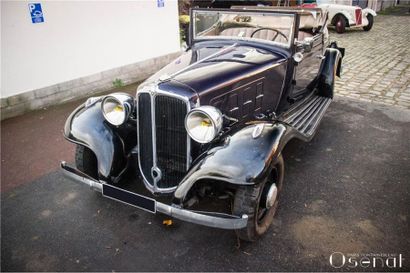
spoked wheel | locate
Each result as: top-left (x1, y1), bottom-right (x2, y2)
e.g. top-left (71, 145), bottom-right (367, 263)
top-left (334, 15), bottom-right (347, 34)
top-left (233, 154), bottom-right (285, 241)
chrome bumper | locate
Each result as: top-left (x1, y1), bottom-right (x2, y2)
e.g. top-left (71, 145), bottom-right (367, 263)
top-left (61, 161), bottom-right (248, 230)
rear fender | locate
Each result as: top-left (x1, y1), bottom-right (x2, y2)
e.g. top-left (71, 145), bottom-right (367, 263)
top-left (173, 123), bottom-right (288, 204)
top-left (64, 102), bottom-right (127, 181)
top-left (316, 46), bottom-right (343, 99)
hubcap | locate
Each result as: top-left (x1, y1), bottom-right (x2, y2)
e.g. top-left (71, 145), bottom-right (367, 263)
top-left (265, 183), bottom-right (278, 209)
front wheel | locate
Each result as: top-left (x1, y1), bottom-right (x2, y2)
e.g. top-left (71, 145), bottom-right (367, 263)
top-left (363, 14), bottom-right (374, 31)
top-left (75, 145), bottom-right (98, 179)
top-left (334, 15), bottom-right (347, 34)
top-left (233, 155), bottom-right (285, 241)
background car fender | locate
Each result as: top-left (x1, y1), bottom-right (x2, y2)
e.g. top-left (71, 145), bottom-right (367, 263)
top-left (329, 11), bottom-right (353, 27)
top-left (362, 8), bottom-right (377, 17)
top-left (173, 123), bottom-right (288, 204)
top-left (316, 47), bottom-right (343, 99)
top-left (64, 102), bottom-right (127, 180)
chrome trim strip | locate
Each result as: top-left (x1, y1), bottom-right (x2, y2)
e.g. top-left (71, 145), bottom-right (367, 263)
top-left (61, 161), bottom-right (248, 230)
top-left (137, 85), bottom-right (191, 194)
top-left (192, 10), bottom-right (295, 48)
top-left (156, 203), bottom-right (248, 230)
top-left (150, 92), bottom-right (159, 190)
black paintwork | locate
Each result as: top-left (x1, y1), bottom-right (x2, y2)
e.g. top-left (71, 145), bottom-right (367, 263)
top-left (143, 40), bottom-right (290, 119)
top-left (173, 123), bottom-right (288, 204)
top-left (63, 102), bottom-right (134, 181)
top-left (63, 8), bottom-right (344, 205)
top-left (317, 47), bottom-right (343, 98)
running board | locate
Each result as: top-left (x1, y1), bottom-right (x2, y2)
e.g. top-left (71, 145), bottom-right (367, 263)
top-left (281, 95), bottom-right (332, 138)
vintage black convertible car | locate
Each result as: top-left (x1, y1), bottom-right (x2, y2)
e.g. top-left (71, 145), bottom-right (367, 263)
top-left (61, 7), bottom-right (344, 241)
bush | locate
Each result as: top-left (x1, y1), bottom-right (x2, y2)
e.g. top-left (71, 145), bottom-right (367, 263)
top-left (179, 15), bottom-right (190, 43)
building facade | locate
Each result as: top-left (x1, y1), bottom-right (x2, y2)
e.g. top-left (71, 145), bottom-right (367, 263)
top-left (1, 1), bottom-right (181, 120)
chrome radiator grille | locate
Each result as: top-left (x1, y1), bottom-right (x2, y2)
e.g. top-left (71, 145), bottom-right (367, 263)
top-left (137, 91), bottom-right (189, 192)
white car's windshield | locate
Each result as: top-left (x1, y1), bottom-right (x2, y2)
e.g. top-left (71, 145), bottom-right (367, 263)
top-left (192, 10), bottom-right (295, 48)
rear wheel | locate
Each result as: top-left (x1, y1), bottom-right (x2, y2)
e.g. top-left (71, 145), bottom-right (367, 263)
top-left (334, 15), bottom-right (347, 34)
top-left (363, 14), bottom-right (374, 31)
top-left (233, 155), bottom-right (284, 241)
top-left (75, 145), bottom-right (98, 179)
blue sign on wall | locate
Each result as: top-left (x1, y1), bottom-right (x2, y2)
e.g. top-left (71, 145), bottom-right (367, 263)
top-left (28, 3), bottom-right (44, 24)
top-left (157, 0), bottom-right (164, 8)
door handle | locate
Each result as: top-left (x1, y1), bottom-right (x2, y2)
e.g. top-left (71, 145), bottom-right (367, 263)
top-left (316, 55), bottom-right (326, 60)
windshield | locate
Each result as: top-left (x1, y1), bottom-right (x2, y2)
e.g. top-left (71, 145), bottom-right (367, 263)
top-left (192, 10), bottom-right (295, 48)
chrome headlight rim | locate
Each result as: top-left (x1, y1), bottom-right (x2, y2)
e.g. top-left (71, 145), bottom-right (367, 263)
top-left (185, 106), bottom-right (223, 144)
top-left (101, 93), bottom-right (133, 126)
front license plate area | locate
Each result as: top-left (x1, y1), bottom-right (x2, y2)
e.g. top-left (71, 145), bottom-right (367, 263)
top-left (102, 184), bottom-right (156, 213)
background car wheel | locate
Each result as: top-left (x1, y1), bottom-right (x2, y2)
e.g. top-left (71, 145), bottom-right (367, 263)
top-left (363, 14), bottom-right (374, 31)
top-left (233, 154), bottom-right (284, 241)
top-left (75, 145), bottom-right (98, 179)
top-left (334, 15), bottom-right (347, 34)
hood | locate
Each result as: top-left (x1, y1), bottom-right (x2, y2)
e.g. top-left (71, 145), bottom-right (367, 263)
top-left (144, 42), bottom-right (287, 96)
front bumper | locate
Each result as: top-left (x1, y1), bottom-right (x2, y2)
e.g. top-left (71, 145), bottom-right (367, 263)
top-left (61, 162), bottom-right (248, 230)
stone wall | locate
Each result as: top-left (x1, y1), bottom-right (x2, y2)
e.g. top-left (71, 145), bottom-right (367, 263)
top-left (1, 52), bottom-right (180, 120)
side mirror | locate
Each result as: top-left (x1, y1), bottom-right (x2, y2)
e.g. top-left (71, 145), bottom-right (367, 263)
top-left (296, 37), bottom-right (314, 53)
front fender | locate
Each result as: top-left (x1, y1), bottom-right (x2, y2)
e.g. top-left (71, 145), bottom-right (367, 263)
top-left (331, 11), bottom-right (353, 27)
top-left (362, 8), bottom-right (377, 17)
top-left (64, 102), bottom-right (127, 180)
top-left (173, 123), bottom-right (287, 204)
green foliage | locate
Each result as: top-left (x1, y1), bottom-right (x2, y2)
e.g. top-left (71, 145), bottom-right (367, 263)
top-left (179, 15), bottom-right (190, 25)
top-left (179, 15), bottom-right (190, 44)
top-left (112, 78), bottom-right (124, 88)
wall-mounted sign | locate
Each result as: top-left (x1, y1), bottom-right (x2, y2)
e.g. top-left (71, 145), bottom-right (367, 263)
top-left (157, 0), bottom-right (164, 8)
top-left (28, 3), bottom-right (44, 24)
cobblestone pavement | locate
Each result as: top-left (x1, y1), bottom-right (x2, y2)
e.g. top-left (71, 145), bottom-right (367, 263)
top-left (330, 14), bottom-right (410, 108)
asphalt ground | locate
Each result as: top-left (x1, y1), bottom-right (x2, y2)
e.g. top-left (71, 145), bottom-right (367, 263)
top-left (0, 83), bottom-right (139, 193)
top-left (1, 95), bottom-right (409, 271)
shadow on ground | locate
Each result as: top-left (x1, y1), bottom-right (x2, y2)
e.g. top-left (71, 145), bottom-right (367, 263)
top-left (1, 98), bottom-right (410, 271)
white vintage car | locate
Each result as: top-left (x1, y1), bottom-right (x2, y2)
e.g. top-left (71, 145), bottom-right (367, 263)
top-left (315, 0), bottom-right (377, 33)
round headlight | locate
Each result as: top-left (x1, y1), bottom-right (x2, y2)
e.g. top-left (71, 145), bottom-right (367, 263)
top-left (101, 94), bottom-right (133, 126)
top-left (185, 106), bottom-right (223, 143)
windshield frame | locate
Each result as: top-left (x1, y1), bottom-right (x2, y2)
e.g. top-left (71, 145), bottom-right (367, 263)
top-left (190, 8), bottom-right (296, 49)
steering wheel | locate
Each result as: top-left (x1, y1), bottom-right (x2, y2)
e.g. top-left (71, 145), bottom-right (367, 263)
top-left (250, 27), bottom-right (288, 42)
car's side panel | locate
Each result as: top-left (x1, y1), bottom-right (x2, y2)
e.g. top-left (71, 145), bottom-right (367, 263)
top-left (173, 123), bottom-right (288, 204)
top-left (206, 61), bottom-right (288, 120)
top-left (64, 102), bottom-right (127, 180)
top-left (292, 34), bottom-right (324, 96)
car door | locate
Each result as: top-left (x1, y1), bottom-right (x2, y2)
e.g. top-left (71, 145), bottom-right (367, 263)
top-left (291, 33), bottom-right (324, 98)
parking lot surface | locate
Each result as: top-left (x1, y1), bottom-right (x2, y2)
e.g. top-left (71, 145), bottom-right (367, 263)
top-left (2, 96), bottom-right (409, 271)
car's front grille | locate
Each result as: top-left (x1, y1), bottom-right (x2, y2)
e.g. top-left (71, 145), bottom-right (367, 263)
top-left (137, 91), bottom-right (189, 192)
top-left (138, 93), bottom-right (154, 186)
top-left (155, 96), bottom-right (188, 188)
